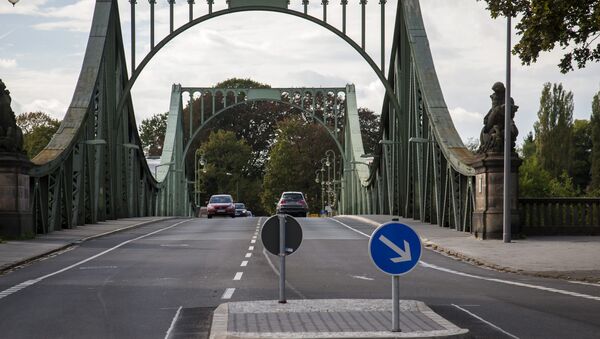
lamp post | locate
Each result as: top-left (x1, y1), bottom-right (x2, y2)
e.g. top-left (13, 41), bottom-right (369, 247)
top-left (195, 152), bottom-right (206, 208)
top-left (225, 172), bottom-right (239, 201)
top-left (325, 149), bottom-right (339, 211)
top-left (503, 11), bottom-right (513, 243)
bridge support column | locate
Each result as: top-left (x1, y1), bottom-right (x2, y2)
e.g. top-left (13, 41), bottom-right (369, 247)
top-left (0, 154), bottom-right (33, 238)
top-left (472, 153), bottom-right (521, 239)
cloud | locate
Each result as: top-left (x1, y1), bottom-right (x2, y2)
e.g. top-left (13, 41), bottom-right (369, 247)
top-left (0, 58), bottom-right (17, 68)
top-left (449, 107), bottom-right (484, 141)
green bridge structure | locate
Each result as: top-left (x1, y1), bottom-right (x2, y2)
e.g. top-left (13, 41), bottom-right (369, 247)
top-left (14, 0), bottom-right (523, 238)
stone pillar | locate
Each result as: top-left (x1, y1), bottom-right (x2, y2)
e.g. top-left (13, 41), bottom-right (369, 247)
top-left (472, 152), bottom-right (521, 239)
top-left (0, 153), bottom-right (33, 238)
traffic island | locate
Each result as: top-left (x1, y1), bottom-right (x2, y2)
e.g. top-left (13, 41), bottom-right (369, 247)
top-left (209, 299), bottom-right (468, 339)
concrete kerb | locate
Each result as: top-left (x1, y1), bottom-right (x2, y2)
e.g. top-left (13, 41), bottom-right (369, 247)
top-left (0, 217), bottom-right (178, 274)
top-left (209, 299), bottom-right (469, 339)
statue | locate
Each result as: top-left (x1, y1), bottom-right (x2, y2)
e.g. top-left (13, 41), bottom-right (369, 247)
top-left (0, 79), bottom-right (25, 153)
top-left (477, 82), bottom-right (518, 154)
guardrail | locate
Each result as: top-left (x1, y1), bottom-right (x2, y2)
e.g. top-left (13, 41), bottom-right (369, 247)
top-left (518, 198), bottom-right (600, 235)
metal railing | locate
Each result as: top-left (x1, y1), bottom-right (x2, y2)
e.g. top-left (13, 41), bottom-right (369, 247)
top-left (518, 198), bottom-right (600, 235)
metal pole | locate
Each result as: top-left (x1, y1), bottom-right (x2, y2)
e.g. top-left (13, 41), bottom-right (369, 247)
top-left (130, 0), bottom-right (136, 72)
top-left (149, 0), bottom-right (155, 49)
top-left (169, 0), bottom-right (174, 33)
top-left (503, 15), bottom-right (512, 243)
top-left (278, 214), bottom-right (286, 303)
top-left (360, 0), bottom-right (366, 49)
top-left (392, 276), bottom-right (400, 331)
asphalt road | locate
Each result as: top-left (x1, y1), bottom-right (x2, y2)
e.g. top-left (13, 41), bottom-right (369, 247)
top-left (0, 216), bottom-right (599, 339)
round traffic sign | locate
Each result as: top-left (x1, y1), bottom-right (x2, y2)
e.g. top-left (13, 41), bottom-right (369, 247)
top-left (368, 222), bottom-right (422, 276)
top-left (261, 215), bottom-right (303, 256)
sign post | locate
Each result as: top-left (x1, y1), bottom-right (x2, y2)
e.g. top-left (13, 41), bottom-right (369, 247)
top-left (278, 214), bottom-right (286, 303)
top-left (261, 214), bottom-right (303, 304)
top-left (368, 221), bottom-right (422, 332)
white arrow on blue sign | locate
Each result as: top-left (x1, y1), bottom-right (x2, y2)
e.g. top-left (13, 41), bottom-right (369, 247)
top-left (368, 222), bottom-right (422, 276)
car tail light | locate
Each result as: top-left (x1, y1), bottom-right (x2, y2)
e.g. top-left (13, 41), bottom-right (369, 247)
top-left (279, 199), bottom-right (286, 205)
top-left (298, 200), bottom-right (306, 206)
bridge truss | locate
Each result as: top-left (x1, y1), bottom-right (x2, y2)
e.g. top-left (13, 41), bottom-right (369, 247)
top-left (28, 0), bottom-right (476, 234)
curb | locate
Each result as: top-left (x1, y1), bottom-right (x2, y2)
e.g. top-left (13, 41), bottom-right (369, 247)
top-left (209, 300), bottom-right (469, 339)
top-left (0, 217), bottom-right (178, 275)
top-left (334, 215), bottom-right (600, 283)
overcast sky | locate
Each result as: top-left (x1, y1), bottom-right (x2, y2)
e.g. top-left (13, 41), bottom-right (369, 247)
top-left (1, 0), bottom-right (599, 146)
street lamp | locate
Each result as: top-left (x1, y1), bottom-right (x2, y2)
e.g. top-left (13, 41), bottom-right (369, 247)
top-left (225, 172), bottom-right (239, 201)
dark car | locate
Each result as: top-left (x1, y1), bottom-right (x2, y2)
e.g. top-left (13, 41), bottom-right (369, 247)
top-left (234, 203), bottom-right (248, 217)
top-left (276, 191), bottom-right (309, 217)
top-left (207, 194), bottom-right (235, 218)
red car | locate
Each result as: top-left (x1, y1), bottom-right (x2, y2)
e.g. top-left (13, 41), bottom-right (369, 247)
top-left (207, 194), bottom-right (235, 218)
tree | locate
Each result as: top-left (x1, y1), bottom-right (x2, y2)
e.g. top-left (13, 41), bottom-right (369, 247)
top-left (520, 132), bottom-right (536, 159)
top-left (15, 112), bottom-right (61, 158)
top-left (590, 90), bottom-right (600, 194)
top-left (358, 108), bottom-right (380, 155)
top-left (261, 118), bottom-right (337, 214)
top-left (197, 130), bottom-right (252, 204)
top-left (479, 1), bottom-right (600, 73)
top-left (534, 83), bottom-right (574, 178)
top-left (139, 112), bottom-right (168, 156)
top-left (570, 119), bottom-right (592, 192)
top-left (519, 156), bottom-right (577, 197)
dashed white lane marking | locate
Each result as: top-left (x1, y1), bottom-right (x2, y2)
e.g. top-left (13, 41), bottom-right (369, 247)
top-left (164, 305), bottom-right (183, 339)
top-left (241, 261), bottom-right (248, 267)
top-left (569, 280), bottom-right (600, 288)
top-left (251, 236), bottom-right (257, 240)
top-left (78, 265), bottom-right (118, 270)
top-left (245, 253), bottom-right (252, 258)
top-left (233, 272), bottom-right (243, 280)
top-left (248, 246), bottom-right (254, 251)
top-left (452, 304), bottom-right (519, 339)
top-left (351, 275), bottom-right (374, 281)
top-left (250, 239), bottom-right (256, 244)
top-left (221, 288), bottom-right (235, 299)
top-left (0, 219), bottom-right (190, 301)
top-left (332, 218), bottom-right (600, 302)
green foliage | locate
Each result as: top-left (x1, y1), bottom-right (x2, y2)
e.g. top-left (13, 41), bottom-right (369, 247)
top-left (590, 91), bottom-right (600, 193)
top-left (261, 118), bottom-right (337, 214)
top-left (215, 78), bottom-right (271, 89)
top-left (15, 112), bottom-right (61, 159)
top-left (520, 132), bottom-right (535, 159)
top-left (570, 119), bottom-right (592, 192)
top-left (534, 83), bottom-right (574, 178)
top-left (139, 112), bottom-right (168, 156)
top-left (479, 0), bottom-right (600, 73)
top-left (197, 130), bottom-right (252, 200)
top-left (358, 107), bottom-right (380, 155)
top-left (519, 156), bottom-right (577, 197)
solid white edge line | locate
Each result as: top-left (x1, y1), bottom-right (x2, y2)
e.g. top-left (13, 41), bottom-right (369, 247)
top-left (0, 219), bottom-right (190, 301)
top-left (569, 280), bottom-right (600, 288)
top-left (233, 272), bottom-right (243, 280)
top-left (332, 217), bottom-right (600, 303)
top-left (241, 261), bottom-right (248, 267)
top-left (164, 305), bottom-right (183, 339)
top-left (221, 288), bottom-right (235, 299)
top-left (329, 218), bottom-right (371, 238)
top-left (452, 304), bottom-right (520, 339)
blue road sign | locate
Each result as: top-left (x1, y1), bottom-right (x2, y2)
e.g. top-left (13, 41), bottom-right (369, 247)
top-left (368, 222), bottom-right (422, 276)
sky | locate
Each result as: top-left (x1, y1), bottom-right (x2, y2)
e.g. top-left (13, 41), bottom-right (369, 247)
top-left (1, 0), bottom-right (599, 147)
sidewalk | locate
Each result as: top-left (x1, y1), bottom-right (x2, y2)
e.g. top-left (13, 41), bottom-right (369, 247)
top-left (340, 215), bottom-right (600, 283)
top-left (0, 217), bottom-right (176, 273)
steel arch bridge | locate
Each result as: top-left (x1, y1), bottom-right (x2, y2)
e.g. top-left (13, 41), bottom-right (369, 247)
top-left (28, 0), bottom-right (476, 234)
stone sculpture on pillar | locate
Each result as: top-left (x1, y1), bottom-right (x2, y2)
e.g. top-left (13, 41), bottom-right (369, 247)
top-left (0, 79), bottom-right (33, 238)
top-left (471, 82), bottom-right (521, 239)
